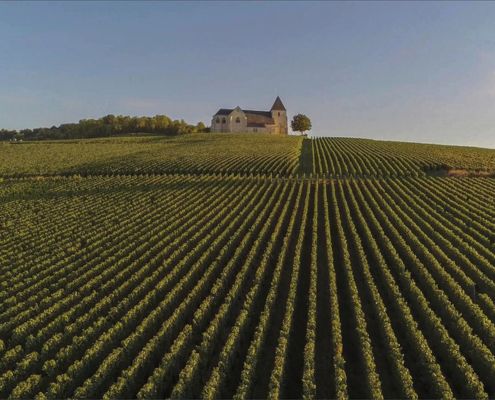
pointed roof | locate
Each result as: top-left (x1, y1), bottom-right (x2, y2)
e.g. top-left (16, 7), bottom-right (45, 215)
top-left (214, 108), bottom-right (234, 116)
top-left (270, 96), bottom-right (286, 111)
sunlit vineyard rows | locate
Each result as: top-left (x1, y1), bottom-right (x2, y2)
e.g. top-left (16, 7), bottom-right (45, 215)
top-left (3, 134), bottom-right (495, 179)
top-left (0, 134), bottom-right (302, 177)
top-left (309, 137), bottom-right (495, 176)
top-left (1, 134), bottom-right (495, 399)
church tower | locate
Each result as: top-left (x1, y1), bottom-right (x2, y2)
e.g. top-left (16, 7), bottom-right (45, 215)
top-left (270, 96), bottom-right (288, 135)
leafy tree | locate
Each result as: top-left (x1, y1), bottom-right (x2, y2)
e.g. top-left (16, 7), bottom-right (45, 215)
top-left (0, 114), bottom-right (206, 141)
top-left (291, 114), bottom-right (312, 136)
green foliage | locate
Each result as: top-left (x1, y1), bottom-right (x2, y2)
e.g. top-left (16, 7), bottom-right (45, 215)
top-left (0, 114), bottom-right (206, 141)
top-left (291, 114), bottom-right (312, 135)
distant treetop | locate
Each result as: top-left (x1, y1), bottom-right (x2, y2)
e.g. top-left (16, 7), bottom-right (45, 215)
top-left (0, 114), bottom-right (208, 141)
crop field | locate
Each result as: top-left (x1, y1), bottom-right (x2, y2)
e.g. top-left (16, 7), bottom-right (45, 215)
top-left (0, 134), bottom-right (302, 177)
top-left (308, 137), bottom-right (495, 176)
top-left (1, 134), bottom-right (495, 399)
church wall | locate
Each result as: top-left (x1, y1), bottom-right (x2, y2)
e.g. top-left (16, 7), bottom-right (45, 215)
top-left (211, 109), bottom-right (247, 133)
top-left (246, 126), bottom-right (271, 133)
top-left (211, 116), bottom-right (227, 132)
top-left (226, 109), bottom-right (248, 133)
top-left (211, 115), bottom-right (233, 132)
top-left (270, 110), bottom-right (288, 135)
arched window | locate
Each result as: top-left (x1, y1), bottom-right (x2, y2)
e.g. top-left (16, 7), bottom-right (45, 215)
top-left (222, 118), bottom-right (226, 123)
top-left (235, 117), bottom-right (241, 123)
top-left (215, 117), bottom-right (220, 123)
top-left (278, 112), bottom-right (281, 116)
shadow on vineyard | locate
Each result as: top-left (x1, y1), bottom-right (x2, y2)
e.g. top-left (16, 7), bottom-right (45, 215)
top-left (339, 182), bottom-right (401, 398)
top-left (0, 176), bottom-right (226, 204)
top-left (423, 165), bottom-right (495, 178)
top-left (314, 184), bottom-right (336, 399)
top-left (299, 139), bottom-right (313, 175)
top-left (329, 183), bottom-right (370, 399)
top-left (280, 183), bottom-right (313, 399)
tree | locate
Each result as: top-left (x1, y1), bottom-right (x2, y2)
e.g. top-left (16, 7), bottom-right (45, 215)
top-left (291, 114), bottom-right (312, 136)
top-left (196, 122), bottom-right (207, 132)
top-left (0, 114), bottom-right (205, 141)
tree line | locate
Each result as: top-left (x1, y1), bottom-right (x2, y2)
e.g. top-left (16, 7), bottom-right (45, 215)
top-left (0, 114), bottom-right (208, 141)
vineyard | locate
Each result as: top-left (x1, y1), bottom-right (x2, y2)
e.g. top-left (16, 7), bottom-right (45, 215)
top-left (1, 134), bottom-right (495, 399)
top-left (0, 134), bottom-right (302, 177)
top-left (308, 137), bottom-right (495, 176)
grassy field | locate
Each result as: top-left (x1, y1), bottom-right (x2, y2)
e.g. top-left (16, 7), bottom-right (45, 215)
top-left (1, 134), bottom-right (495, 399)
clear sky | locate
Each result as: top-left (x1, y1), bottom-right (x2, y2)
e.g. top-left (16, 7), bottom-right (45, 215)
top-left (1, 1), bottom-right (495, 147)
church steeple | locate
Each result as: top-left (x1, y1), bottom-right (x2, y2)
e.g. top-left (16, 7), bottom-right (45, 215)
top-left (271, 96), bottom-right (286, 111)
top-left (270, 96), bottom-right (288, 135)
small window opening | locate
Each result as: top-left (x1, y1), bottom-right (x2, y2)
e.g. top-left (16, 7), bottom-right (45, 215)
top-left (235, 117), bottom-right (241, 123)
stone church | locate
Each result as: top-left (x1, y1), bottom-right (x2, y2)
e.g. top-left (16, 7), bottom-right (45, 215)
top-left (211, 97), bottom-right (288, 135)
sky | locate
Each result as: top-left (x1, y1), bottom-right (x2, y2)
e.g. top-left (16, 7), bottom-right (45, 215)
top-left (1, 1), bottom-right (495, 148)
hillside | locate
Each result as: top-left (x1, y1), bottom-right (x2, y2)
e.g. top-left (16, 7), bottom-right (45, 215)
top-left (1, 134), bottom-right (495, 399)
top-left (0, 134), bottom-right (302, 177)
top-left (307, 137), bottom-right (495, 176)
top-left (2, 134), bottom-right (494, 178)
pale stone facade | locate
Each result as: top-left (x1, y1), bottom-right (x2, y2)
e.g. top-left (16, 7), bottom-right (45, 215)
top-left (211, 97), bottom-right (288, 135)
